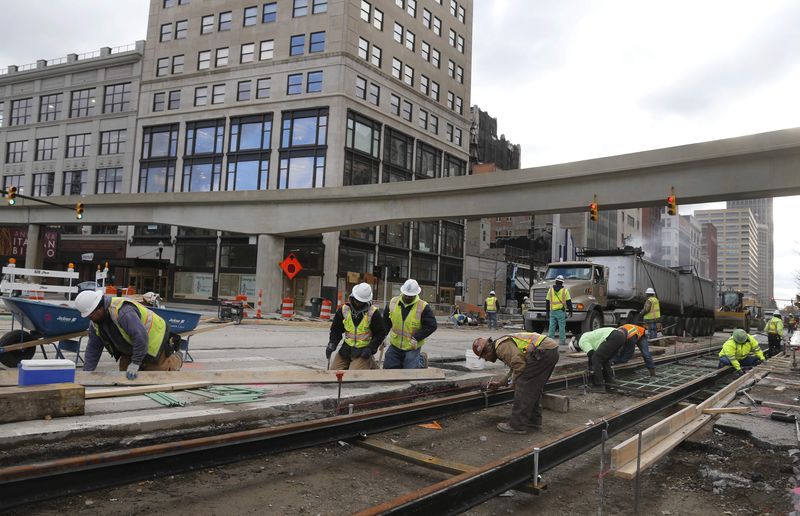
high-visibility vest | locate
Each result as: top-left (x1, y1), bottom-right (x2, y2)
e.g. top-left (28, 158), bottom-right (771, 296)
top-left (719, 335), bottom-right (765, 371)
top-left (342, 304), bottom-right (378, 348)
top-left (92, 297), bottom-right (166, 359)
top-left (619, 324), bottom-right (645, 340)
top-left (485, 296), bottom-right (497, 312)
top-left (765, 317), bottom-right (783, 335)
top-left (546, 287), bottom-right (570, 311)
top-left (643, 296), bottom-right (661, 320)
top-left (389, 296), bottom-right (428, 350)
top-left (498, 333), bottom-right (548, 355)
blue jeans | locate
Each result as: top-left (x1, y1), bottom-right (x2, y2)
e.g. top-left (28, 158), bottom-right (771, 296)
top-left (384, 345), bottom-right (426, 369)
top-left (487, 311), bottom-right (497, 329)
top-left (548, 310), bottom-right (567, 345)
top-left (718, 355), bottom-right (760, 370)
top-left (645, 321), bottom-right (658, 340)
top-left (613, 336), bottom-right (655, 370)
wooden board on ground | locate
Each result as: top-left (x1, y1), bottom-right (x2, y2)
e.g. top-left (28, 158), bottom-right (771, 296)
top-left (702, 406), bottom-right (750, 415)
top-left (0, 383), bottom-right (85, 423)
top-left (85, 381), bottom-right (212, 399)
top-left (0, 368), bottom-right (446, 387)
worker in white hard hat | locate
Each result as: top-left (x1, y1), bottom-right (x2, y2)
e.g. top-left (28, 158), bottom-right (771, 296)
top-left (325, 282), bottom-right (385, 370)
top-left (484, 290), bottom-right (500, 330)
top-left (641, 287), bottom-right (660, 340)
top-left (382, 279), bottom-right (438, 369)
top-left (75, 290), bottom-right (182, 380)
top-left (545, 275), bottom-right (572, 348)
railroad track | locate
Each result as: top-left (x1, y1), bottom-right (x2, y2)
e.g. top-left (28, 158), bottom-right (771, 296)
top-left (0, 345), bottom-right (727, 512)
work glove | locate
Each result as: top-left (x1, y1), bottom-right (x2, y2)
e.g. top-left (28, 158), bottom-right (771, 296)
top-left (325, 342), bottom-right (337, 360)
top-left (733, 369), bottom-right (744, 378)
top-left (126, 363), bottom-right (140, 381)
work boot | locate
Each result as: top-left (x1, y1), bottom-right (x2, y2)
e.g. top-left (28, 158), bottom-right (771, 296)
top-left (649, 368), bottom-right (657, 377)
top-left (496, 422), bottom-right (527, 434)
top-left (420, 351), bottom-right (429, 368)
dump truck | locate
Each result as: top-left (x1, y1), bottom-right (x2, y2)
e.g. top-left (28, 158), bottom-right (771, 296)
top-left (524, 247), bottom-right (716, 337)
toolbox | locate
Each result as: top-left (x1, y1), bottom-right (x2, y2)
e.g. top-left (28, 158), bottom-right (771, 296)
top-left (18, 359), bottom-right (76, 386)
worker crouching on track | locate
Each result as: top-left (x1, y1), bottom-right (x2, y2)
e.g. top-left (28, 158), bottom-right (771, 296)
top-left (611, 324), bottom-right (656, 376)
top-left (577, 327), bottom-right (615, 372)
top-left (473, 332), bottom-right (559, 434)
top-left (76, 290), bottom-right (182, 380)
top-left (383, 279), bottom-right (438, 369)
top-left (590, 324), bottom-right (647, 391)
top-left (718, 328), bottom-right (765, 375)
top-left (325, 282), bottom-right (385, 370)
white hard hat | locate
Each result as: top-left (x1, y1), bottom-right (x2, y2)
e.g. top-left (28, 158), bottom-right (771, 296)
top-left (489, 290), bottom-right (495, 295)
top-left (523, 296), bottom-right (529, 301)
top-left (555, 275), bottom-right (565, 281)
top-left (645, 287), bottom-right (655, 295)
top-left (75, 290), bottom-right (104, 318)
top-left (400, 279), bottom-right (422, 296)
top-left (351, 282), bottom-right (373, 303)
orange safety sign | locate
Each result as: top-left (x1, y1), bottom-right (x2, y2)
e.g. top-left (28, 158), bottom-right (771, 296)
top-left (279, 253), bottom-right (303, 280)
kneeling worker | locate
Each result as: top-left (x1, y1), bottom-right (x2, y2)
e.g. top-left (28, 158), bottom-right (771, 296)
top-left (76, 290), bottom-right (182, 380)
top-left (472, 332), bottom-right (559, 434)
top-left (718, 328), bottom-right (765, 374)
top-left (383, 279), bottom-right (438, 369)
top-left (325, 282), bottom-right (385, 370)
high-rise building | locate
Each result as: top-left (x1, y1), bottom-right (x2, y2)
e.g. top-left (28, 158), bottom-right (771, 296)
top-left (660, 212), bottom-right (702, 272)
top-left (727, 199), bottom-right (773, 306)
top-left (695, 208), bottom-right (759, 299)
top-left (699, 222), bottom-right (717, 282)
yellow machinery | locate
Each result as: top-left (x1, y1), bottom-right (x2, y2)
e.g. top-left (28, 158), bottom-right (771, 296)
top-left (715, 290), bottom-right (760, 331)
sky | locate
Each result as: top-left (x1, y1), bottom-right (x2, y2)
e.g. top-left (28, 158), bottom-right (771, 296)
top-left (0, 0), bottom-right (797, 303)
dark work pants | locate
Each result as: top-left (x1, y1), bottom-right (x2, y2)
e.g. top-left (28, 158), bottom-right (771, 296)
top-left (591, 331), bottom-right (626, 386)
top-left (509, 347), bottom-right (559, 430)
top-left (767, 334), bottom-right (781, 357)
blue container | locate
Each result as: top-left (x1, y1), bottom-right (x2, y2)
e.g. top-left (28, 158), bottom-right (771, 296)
top-left (153, 308), bottom-right (202, 333)
top-left (18, 359), bottom-right (76, 386)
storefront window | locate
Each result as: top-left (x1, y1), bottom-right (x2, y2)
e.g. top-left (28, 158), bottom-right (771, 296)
top-left (173, 271), bottom-right (214, 299)
top-left (411, 254), bottom-right (437, 282)
top-left (415, 221), bottom-right (438, 253)
top-left (218, 273), bottom-right (256, 297)
top-left (176, 243), bottom-right (216, 268)
top-left (381, 222), bottom-right (410, 249)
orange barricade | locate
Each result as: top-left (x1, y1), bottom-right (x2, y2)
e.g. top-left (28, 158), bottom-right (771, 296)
top-left (320, 299), bottom-right (332, 320)
top-left (256, 289), bottom-right (263, 319)
top-left (236, 294), bottom-right (249, 318)
top-left (281, 297), bottom-right (294, 319)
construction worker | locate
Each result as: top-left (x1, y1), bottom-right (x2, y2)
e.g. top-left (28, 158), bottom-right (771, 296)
top-left (611, 324), bottom-right (656, 376)
top-left (545, 275), bottom-right (572, 348)
top-left (473, 332), bottom-right (559, 434)
top-left (485, 290), bottom-right (499, 330)
top-left (718, 328), bottom-right (765, 374)
top-left (765, 312), bottom-right (785, 357)
top-left (577, 326), bottom-right (616, 372)
top-left (325, 283), bottom-right (385, 370)
top-left (75, 290), bottom-right (182, 379)
top-left (641, 287), bottom-right (660, 339)
top-left (788, 314), bottom-right (796, 337)
top-left (383, 279), bottom-right (438, 369)
top-left (590, 324), bottom-right (647, 390)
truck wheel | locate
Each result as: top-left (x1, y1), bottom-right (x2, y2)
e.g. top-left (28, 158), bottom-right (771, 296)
top-left (581, 311), bottom-right (602, 334)
top-left (0, 330), bottom-right (36, 368)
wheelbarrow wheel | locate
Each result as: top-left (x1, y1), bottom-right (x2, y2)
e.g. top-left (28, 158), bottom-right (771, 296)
top-left (0, 330), bottom-right (36, 368)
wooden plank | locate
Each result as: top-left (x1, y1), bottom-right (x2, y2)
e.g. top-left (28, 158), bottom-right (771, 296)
top-left (0, 368), bottom-right (447, 387)
top-left (541, 393), bottom-right (569, 413)
top-left (761, 400), bottom-right (800, 412)
top-left (85, 381), bottom-right (212, 399)
top-left (0, 331), bottom-right (87, 353)
top-left (696, 369), bottom-right (760, 411)
top-left (610, 404), bottom-right (699, 470)
top-left (702, 407), bottom-right (751, 414)
top-left (0, 383), bottom-right (85, 423)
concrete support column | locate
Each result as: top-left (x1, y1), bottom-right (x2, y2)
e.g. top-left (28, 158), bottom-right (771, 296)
top-left (25, 224), bottom-right (44, 269)
top-left (321, 231), bottom-right (339, 303)
top-left (256, 234), bottom-right (285, 313)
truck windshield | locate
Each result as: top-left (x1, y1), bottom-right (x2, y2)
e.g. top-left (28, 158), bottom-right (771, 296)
top-left (545, 266), bottom-right (592, 281)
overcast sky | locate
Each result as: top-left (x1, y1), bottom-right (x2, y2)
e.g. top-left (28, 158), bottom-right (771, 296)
top-left (1, 0), bottom-right (797, 303)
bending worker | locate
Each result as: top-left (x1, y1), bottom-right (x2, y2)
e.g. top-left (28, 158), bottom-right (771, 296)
top-left (577, 326), bottom-right (615, 372)
top-left (718, 328), bottom-right (765, 374)
top-left (485, 290), bottom-right (499, 330)
top-left (383, 279), bottom-right (438, 369)
top-left (611, 324), bottom-right (656, 376)
top-left (545, 275), bottom-right (572, 348)
top-left (765, 312), bottom-right (784, 357)
top-left (326, 282), bottom-right (385, 370)
top-left (75, 290), bottom-right (182, 379)
top-left (590, 324), bottom-right (647, 390)
top-left (472, 332), bottom-right (559, 434)
top-left (641, 287), bottom-right (660, 339)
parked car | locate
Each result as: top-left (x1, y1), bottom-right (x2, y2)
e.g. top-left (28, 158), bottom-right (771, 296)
top-left (65, 281), bottom-right (100, 300)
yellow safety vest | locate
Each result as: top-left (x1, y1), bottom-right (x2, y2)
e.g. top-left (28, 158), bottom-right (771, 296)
top-left (546, 287), bottom-right (570, 311)
top-left (643, 296), bottom-right (661, 320)
top-left (765, 317), bottom-right (783, 335)
top-left (388, 296), bottom-right (428, 350)
top-left (92, 297), bottom-right (167, 359)
top-left (342, 304), bottom-right (378, 348)
top-left (485, 296), bottom-right (497, 312)
top-left (719, 335), bottom-right (765, 371)
top-left (620, 324), bottom-right (645, 340)
top-left (498, 333), bottom-right (548, 355)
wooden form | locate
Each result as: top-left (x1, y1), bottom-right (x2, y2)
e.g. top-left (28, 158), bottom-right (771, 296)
top-left (0, 368), bottom-right (446, 387)
top-left (702, 406), bottom-right (751, 415)
top-left (85, 381), bottom-right (212, 399)
top-left (0, 383), bottom-right (85, 423)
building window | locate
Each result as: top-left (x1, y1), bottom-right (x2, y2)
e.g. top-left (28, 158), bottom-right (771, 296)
top-left (103, 83), bottom-right (131, 113)
top-left (423, 8), bottom-right (431, 28)
top-left (157, 57), bottom-right (169, 76)
top-left (360, 0), bottom-right (371, 21)
top-left (373, 8), bottom-right (383, 29)
top-left (229, 114), bottom-right (272, 152)
top-left (382, 223), bottom-right (411, 248)
top-left (160, 23), bottom-right (172, 42)
top-left (448, 29), bottom-right (456, 47)
top-left (256, 78), bottom-right (272, 99)
top-left (431, 48), bottom-right (440, 68)
top-left (260, 40), bottom-right (274, 60)
top-left (62, 170), bottom-right (86, 196)
top-left (383, 127), bottom-right (413, 182)
top-left (70, 89), bottom-right (95, 118)
top-left (212, 84), bottom-right (225, 104)
top-left (458, 4), bottom-right (465, 22)
top-left (237, 81), bottom-right (251, 101)
top-left (290, 34), bottom-right (305, 56)
top-left (313, 0), bottom-right (327, 13)
top-left (35, 137), bottom-right (58, 161)
top-left (172, 54), bottom-right (185, 74)
top-left (6, 141), bottom-right (28, 163)
top-left (446, 123), bottom-right (453, 142)
top-left (198, 50), bottom-right (211, 69)
top-left (139, 162), bottom-right (176, 193)
top-left (96, 168), bottom-right (123, 194)
top-left (194, 86), bottom-right (208, 106)
top-left (455, 96), bottom-right (463, 114)
top-left (416, 141), bottom-right (441, 178)
top-left (454, 127), bottom-right (462, 146)
top-left (358, 38), bottom-right (369, 60)
top-left (278, 153), bottom-right (326, 188)
top-left (355, 76), bottom-right (367, 99)
top-left (293, 0), bottom-right (308, 17)
top-left (218, 11), bottom-right (232, 30)
top-left (346, 111), bottom-right (381, 159)
top-left (185, 119), bottom-right (225, 156)
top-left (227, 159), bottom-right (269, 191)
top-left (456, 65), bottom-right (464, 83)
top-left (442, 222), bottom-right (464, 257)
top-left (419, 75), bottom-right (429, 95)
top-left (66, 134), bottom-right (91, 158)
top-left (431, 81), bottom-right (439, 101)
top-left (262, 2), bottom-right (277, 23)
top-left (421, 41), bottom-right (430, 61)
top-left (371, 45), bottom-right (382, 67)
top-left (457, 35), bottom-right (464, 53)
top-left (418, 109), bottom-right (428, 129)
top-left (168, 90), bottom-right (181, 110)
top-left (241, 43), bottom-right (255, 63)
top-left (309, 31), bottom-right (325, 53)
top-left (415, 221), bottom-right (438, 252)
top-left (141, 124), bottom-right (179, 159)
top-left (38, 93), bottom-right (62, 122)
top-left (392, 58), bottom-right (402, 79)
top-left (32, 173), bottom-right (54, 197)
top-left (182, 160), bottom-right (222, 192)
top-left (403, 64), bottom-right (414, 86)
top-left (405, 30), bottom-right (415, 51)
top-left (216, 47), bottom-right (229, 66)
top-left (278, 110), bottom-right (327, 188)
top-left (201, 14), bottom-right (214, 34)
top-left (390, 94), bottom-right (400, 115)
top-left (368, 83), bottom-right (380, 105)
top-left (443, 153), bottom-right (466, 177)
top-left (281, 109), bottom-right (328, 148)
top-left (153, 92), bottom-right (166, 112)
top-left (175, 19), bottom-right (188, 38)
top-left (447, 91), bottom-right (454, 109)
top-left (287, 74), bottom-right (303, 95)
top-left (227, 113), bottom-right (272, 191)
top-left (244, 5), bottom-right (257, 25)
top-left (433, 16), bottom-right (441, 36)
top-left (429, 114), bottom-right (438, 134)
top-left (393, 22), bottom-right (403, 44)
top-left (450, 0), bottom-right (457, 16)
top-left (99, 130), bottom-right (126, 155)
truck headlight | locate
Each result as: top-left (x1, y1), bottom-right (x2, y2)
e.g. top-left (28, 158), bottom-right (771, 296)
top-left (575, 303), bottom-right (584, 310)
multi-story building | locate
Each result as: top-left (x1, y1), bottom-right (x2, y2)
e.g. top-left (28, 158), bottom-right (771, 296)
top-left (699, 222), bottom-right (717, 282)
top-left (617, 209), bottom-right (642, 248)
top-left (695, 208), bottom-right (759, 299)
top-left (661, 212), bottom-right (703, 272)
top-left (641, 206), bottom-right (663, 264)
top-left (727, 199), bottom-right (773, 306)
top-left (469, 105), bottom-right (520, 170)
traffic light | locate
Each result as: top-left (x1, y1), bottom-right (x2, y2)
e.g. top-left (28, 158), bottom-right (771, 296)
top-left (667, 194), bottom-right (677, 216)
top-left (589, 202), bottom-right (599, 222)
top-left (5, 186), bottom-right (17, 205)
top-left (75, 202), bottom-right (85, 219)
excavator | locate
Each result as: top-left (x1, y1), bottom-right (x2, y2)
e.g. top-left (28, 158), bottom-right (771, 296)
top-left (715, 290), bottom-right (763, 331)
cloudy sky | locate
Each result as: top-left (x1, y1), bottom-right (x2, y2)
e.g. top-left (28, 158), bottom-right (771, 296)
top-left (1, 0), bottom-right (797, 303)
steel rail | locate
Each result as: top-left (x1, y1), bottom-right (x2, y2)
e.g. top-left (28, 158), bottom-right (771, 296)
top-left (0, 345), bottom-right (721, 510)
top-left (357, 366), bottom-right (731, 516)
